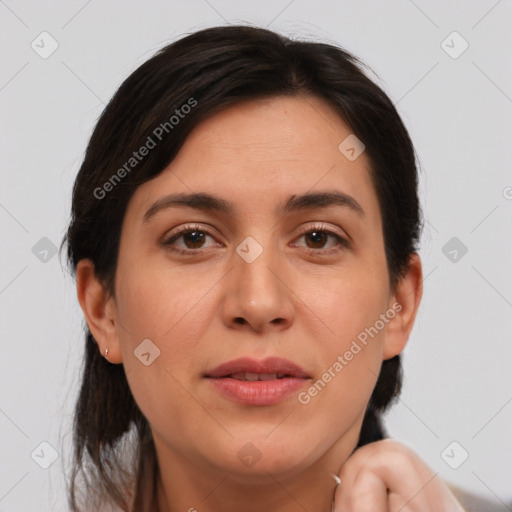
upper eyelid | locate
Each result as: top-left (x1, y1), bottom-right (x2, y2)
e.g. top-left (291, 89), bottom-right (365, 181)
top-left (165, 222), bottom-right (346, 238)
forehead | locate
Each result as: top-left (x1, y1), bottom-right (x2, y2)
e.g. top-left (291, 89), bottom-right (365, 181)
top-left (184, 94), bottom-right (357, 163)
top-left (128, 94), bottom-right (380, 224)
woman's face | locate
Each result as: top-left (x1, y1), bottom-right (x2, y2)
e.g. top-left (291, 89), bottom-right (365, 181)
top-left (104, 95), bottom-right (411, 477)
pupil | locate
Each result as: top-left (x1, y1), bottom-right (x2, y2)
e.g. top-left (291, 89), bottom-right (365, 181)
top-left (185, 231), bottom-right (204, 248)
top-left (308, 231), bottom-right (326, 248)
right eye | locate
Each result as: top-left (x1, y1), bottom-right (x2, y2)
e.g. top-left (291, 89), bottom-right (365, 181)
top-left (162, 224), bottom-right (222, 254)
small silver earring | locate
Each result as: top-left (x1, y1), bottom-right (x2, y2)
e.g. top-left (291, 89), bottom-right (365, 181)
top-left (104, 348), bottom-right (109, 359)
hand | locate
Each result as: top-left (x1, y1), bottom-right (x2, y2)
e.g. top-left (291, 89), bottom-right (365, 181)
top-left (333, 439), bottom-right (465, 511)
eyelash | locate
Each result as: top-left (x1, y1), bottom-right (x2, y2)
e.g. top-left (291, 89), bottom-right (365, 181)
top-left (162, 223), bottom-right (350, 256)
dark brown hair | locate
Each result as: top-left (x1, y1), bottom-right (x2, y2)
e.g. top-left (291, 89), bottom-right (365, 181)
top-left (61, 24), bottom-right (422, 511)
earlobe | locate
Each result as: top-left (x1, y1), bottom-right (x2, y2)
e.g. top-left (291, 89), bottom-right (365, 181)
top-left (382, 253), bottom-right (423, 360)
top-left (76, 259), bottom-right (122, 364)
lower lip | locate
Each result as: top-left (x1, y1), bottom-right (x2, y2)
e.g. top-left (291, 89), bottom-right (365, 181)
top-left (206, 377), bottom-right (308, 406)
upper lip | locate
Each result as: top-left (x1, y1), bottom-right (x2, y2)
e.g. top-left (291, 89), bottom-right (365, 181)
top-left (205, 357), bottom-right (310, 378)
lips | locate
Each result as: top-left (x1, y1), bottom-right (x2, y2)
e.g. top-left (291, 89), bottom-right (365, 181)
top-left (204, 356), bottom-right (310, 379)
top-left (229, 372), bottom-right (289, 381)
top-left (204, 357), bottom-right (311, 406)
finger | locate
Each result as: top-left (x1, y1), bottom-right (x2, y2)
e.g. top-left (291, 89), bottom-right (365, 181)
top-left (338, 441), bottom-right (433, 509)
top-left (333, 470), bottom-right (389, 512)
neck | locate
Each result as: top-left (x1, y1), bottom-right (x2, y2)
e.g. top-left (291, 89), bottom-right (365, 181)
top-left (151, 425), bottom-right (361, 512)
top-left (156, 464), bottom-right (338, 512)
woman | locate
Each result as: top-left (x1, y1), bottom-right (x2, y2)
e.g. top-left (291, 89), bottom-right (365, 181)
top-left (61, 25), bottom-right (501, 511)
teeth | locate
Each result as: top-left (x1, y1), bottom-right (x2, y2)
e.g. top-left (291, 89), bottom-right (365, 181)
top-left (229, 372), bottom-right (282, 381)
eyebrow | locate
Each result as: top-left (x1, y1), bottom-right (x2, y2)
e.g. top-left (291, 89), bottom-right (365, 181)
top-left (142, 190), bottom-right (365, 223)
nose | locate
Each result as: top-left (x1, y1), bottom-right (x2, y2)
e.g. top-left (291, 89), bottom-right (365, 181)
top-left (220, 237), bottom-right (295, 334)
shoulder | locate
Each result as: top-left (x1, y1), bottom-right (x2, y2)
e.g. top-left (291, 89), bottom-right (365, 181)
top-left (446, 482), bottom-right (510, 512)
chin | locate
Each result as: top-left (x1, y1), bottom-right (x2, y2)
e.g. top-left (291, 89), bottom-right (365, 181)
top-left (208, 437), bottom-right (315, 481)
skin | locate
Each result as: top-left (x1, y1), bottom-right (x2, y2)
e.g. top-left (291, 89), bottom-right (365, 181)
top-left (77, 95), bottom-right (462, 511)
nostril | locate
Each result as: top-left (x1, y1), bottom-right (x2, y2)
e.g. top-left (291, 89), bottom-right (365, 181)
top-left (235, 318), bottom-right (245, 325)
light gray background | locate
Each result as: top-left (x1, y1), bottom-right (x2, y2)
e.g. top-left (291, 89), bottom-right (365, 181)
top-left (1, 1), bottom-right (511, 510)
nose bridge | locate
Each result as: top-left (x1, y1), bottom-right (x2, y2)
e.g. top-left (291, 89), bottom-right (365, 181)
top-left (236, 232), bottom-right (282, 299)
top-left (222, 230), bottom-right (294, 331)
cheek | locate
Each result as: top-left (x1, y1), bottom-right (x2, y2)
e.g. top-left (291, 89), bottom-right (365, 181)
top-left (297, 323), bottom-right (382, 444)
top-left (115, 258), bottom-right (217, 346)
top-left (113, 260), bottom-right (218, 412)
top-left (298, 267), bottom-right (389, 410)
top-left (304, 264), bottom-right (390, 349)
top-left (114, 267), bottom-right (209, 437)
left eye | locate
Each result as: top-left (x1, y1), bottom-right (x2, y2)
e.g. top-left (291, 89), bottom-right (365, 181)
top-left (291, 226), bottom-right (349, 253)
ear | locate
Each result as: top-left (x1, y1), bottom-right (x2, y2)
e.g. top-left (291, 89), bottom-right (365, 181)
top-left (382, 252), bottom-right (423, 360)
top-left (76, 259), bottom-right (123, 364)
